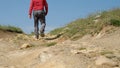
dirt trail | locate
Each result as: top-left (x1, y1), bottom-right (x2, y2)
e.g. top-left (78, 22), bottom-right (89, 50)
top-left (0, 28), bottom-right (120, 68)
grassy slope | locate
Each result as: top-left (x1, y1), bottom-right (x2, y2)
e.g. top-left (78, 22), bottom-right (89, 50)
top-left (0, 25), bottom-right (23, 33)
top-left (49, 8), bottom-right (120, 40)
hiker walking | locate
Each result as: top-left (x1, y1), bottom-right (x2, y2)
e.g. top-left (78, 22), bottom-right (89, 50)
top-left (29, 0), bottom-right (48, 39)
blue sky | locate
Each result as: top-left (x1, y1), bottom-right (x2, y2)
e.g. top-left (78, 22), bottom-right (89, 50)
top-left (0, 0), bottom-right (120, 34)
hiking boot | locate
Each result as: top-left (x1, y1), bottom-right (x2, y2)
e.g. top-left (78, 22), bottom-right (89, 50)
top-left (35, 34), bottom-right (39, 39)
top-left (40, 33), bottom-right (45, 37)
top-left (32, 35), bottom-right (39, 40)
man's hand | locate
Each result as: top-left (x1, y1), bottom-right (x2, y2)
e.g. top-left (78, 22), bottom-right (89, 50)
top-left (29, 15), bottom-right (32, 19)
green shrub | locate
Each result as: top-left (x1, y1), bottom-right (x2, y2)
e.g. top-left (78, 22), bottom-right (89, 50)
top-left (44, 42), bottom-right (57, 47)
top-left (100, 50), bottom-right (113, 55)
top-left (79, 47), bottom-right (86, 50)
top-left (110, 19), bottom-right (120, 27)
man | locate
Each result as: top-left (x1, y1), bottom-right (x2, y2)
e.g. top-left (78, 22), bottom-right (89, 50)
top-left (29, 0), bottom-right (48, 39)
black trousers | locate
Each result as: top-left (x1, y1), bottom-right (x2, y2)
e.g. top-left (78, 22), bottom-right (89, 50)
top-left (33, 10), bottom-right (46, 38)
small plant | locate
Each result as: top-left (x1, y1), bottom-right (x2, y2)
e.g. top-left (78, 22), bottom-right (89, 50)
top-left (44, 42), bottom-right (57, 47)
top-left (79, 47), bottom-right (86, 50)
top-left (100, 50), bottom-right (113, 55)
top-left (50, 27), bottom-right (64, 35)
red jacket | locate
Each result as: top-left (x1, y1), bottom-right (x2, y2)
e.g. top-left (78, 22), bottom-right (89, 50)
top-left (29, 0), bottom-right (48, 15)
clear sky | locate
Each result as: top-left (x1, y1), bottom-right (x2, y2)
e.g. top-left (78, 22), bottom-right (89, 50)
top-left (0, 0), bottom-right (120, 34)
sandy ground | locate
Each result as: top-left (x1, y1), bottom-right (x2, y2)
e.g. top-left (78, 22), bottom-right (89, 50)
top-left (0, 28), bottom-right (120, 68)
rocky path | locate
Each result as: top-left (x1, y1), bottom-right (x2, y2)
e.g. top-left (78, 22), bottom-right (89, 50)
top-left (0, 28), bottom-right (120, 68)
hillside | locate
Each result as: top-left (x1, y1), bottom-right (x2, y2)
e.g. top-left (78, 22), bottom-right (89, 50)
top-left (49, 8), bottom-right (120, 40)
top-left (0, 25), bottom-right (23, 33)
top-left (0, 8), bottom-right (120, 68)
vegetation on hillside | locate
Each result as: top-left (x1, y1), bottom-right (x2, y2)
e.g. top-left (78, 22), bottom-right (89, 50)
top-left (49, 8), bottom-right (120, 40)
top-left (0, 25), bottom-right (23, 33)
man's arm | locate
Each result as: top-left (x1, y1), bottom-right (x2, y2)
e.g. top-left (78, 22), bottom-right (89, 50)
top-left (29, 0), bottom-right (33, 18)
top-left (44, 0), bottom-right (48, 16)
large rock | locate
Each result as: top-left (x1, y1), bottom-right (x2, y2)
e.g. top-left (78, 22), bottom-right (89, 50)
top-left (39, 51), bottom-right (52, 62)
top-left (20, 43), bottom-right (32, 49)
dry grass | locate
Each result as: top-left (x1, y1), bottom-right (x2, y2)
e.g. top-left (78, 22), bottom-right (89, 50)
top-left (0, 25), bottom-right (23, 33)
top-left (49, 8), bottom-right (120, 40)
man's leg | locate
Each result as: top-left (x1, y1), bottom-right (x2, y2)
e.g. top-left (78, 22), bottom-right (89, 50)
top-left (33, 11), bottom-right (39, 39)
top-left (39, 11), bottom-right (46, 37)
top-left (34, 20), bottom-right (39, 39)
top-left (40, 22), bottom-right (46, 34)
